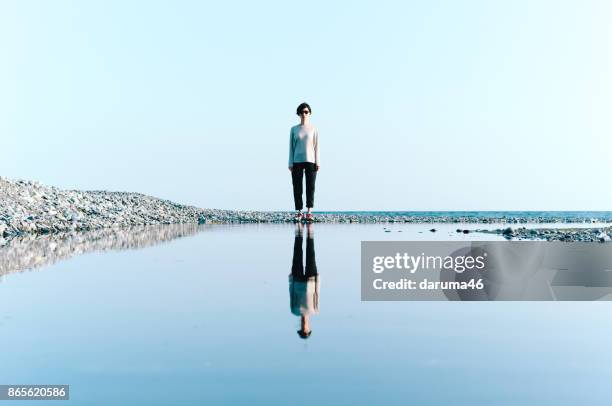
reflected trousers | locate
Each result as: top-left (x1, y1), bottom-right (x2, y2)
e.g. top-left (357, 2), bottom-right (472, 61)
top-left (291, 162), bottom-right (317, 210)
top-left (292, 234), bottom-right (318, 280)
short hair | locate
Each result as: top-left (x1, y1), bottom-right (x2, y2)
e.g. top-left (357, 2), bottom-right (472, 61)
top-left (297, 329), bottom-right (312, 339)
top-left (296, 102), bottom-right (312, 116)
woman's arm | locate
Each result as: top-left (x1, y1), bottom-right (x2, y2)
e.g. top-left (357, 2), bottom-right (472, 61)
top-left (314, 128), bottom-right (320, 170)
top-left (288, 127), bottom-right (294, 170)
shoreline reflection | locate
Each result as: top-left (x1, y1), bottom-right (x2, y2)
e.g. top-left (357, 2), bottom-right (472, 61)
top-left (0, 224), bottom-right (203, 278)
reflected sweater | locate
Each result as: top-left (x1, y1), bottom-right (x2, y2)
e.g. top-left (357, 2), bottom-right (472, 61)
top-left (289, 275), bottom-right (320, 316)
top-left (288, 124), bottom-right (320, 166)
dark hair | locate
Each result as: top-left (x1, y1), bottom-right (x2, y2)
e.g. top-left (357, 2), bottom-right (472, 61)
top-left (297, 329), bottom-right (312, 339)
top-left (296, 102), bottom-right (311, 116)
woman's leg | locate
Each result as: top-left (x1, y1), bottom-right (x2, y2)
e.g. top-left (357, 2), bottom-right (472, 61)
top-left (305, 233), bottom-right (318, 278)
top-left (291, 233), bottom-right (305, 279)
top-left (291, 163), bottom-right (304, 211)
top-left (305, 162), bottom-right (317, 210)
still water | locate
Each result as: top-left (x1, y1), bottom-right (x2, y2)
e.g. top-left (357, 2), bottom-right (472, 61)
top-left (0, 223), bottom-right (610, 405)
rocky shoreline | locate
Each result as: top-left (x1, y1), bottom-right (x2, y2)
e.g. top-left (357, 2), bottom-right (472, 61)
top-left (1, 177), bottom-right (612, 242)
top-left (473, 226), bottom-right (612, 242)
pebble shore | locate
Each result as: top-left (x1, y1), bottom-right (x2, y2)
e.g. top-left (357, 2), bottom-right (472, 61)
top-left (474, 226), bottom-right (612, 242)
top-left (2, 177), bottom-right (611, 242)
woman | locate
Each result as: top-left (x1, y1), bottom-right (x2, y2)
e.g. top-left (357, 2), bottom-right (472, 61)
top-left (288, 102), bottom-right (320, 222)
top-left (289, 222), bottom-right (319, 339)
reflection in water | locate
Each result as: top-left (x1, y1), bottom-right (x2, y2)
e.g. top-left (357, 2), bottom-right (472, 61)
top-left (443, 242), bottom-right (612, 300)
top-left (0, 224), bottom-right (203, 278)
top-left (289, 223), bottom-right (319, 339)
top-left (441, 243), bottom-right (546, 301)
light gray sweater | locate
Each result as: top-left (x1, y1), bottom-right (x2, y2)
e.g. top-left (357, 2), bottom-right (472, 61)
top-left (288, 124), bottom-right (320, 166)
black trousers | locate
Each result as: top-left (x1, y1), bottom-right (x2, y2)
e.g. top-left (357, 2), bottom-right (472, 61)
top-left (291, 234), bottom-right (318, 281)
top-left (291, 162), bottom-right (317, 210)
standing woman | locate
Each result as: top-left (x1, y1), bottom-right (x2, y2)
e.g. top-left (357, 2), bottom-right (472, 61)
top-left (288, 102), bottom-right (320, 222)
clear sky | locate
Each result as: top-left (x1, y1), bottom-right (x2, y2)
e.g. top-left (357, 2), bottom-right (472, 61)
top-left (1, 0), bottom-right (610, 211)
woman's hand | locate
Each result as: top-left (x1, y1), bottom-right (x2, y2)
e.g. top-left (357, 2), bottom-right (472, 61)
top-left (316, 164), bottom-right (320, 171)
top-left (288, 166), bottom-right (293, 172)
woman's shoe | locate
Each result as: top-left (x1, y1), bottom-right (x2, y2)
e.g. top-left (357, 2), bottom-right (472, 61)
top-left (305, 213), bottom-right (314, 222)
top-left (294, 211), bottom-right (303, 222)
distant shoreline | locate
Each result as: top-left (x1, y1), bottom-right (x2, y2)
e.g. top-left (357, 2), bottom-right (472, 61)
top-left (1, 177), bottom-right (611, 242)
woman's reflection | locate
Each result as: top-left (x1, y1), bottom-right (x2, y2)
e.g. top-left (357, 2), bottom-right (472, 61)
top-left (289, 222), bottom-right (319, 339)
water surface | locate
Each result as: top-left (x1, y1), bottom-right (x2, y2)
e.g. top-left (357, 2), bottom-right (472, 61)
top-left (0, 223), bottom-right (610, 405)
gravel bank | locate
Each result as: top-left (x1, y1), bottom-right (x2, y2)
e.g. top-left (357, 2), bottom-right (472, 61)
top-left (1, 177), bottom-right (212, 238)
top-left (2, 177), bottom-right (612, 241)
top-left (475, 226), bottom-right (612, 242)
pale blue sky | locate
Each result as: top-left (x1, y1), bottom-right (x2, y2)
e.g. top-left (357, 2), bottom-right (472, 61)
top-left (1, 0), bottom-right (610, 211)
